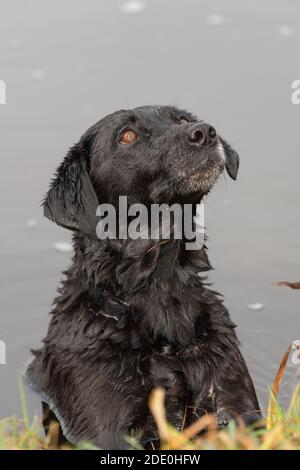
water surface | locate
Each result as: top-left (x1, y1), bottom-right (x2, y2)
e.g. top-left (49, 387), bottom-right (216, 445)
top-left (0, 0), bottom-right (299, 418)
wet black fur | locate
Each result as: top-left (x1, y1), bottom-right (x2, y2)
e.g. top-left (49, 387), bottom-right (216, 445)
top-left (26, 105), bottom-right (261, 449)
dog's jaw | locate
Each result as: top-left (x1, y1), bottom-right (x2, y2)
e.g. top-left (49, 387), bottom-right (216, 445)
top-left (182, 163), bottom-right (223, 196)
top-left (171, 140), bottom-right (226, 199)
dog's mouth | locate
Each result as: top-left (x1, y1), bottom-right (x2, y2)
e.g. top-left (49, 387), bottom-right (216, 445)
top-left (150, 141), bottom-right (226, 203)
top-left (181, 163), bottom-right (223, 195)
top-left (176, 142), bottom-right (226, 199)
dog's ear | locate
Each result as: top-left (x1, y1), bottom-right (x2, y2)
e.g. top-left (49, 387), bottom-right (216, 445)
top-left (219, 137), bottom-right (240, 180)
top-left (43, 133), bottom-right (99, 238)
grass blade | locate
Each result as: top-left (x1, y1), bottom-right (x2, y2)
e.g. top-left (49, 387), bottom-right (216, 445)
top-left (17, 374), bottom-right (29, 428)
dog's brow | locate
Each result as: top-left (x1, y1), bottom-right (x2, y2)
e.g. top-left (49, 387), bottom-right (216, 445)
top-left (117, 113), bottom-right (137, 128)
top-left (128, 114), bottom-right (137, 123)
top-left (154, 106), bottom-right (162, 118)
top-left (173, 109), bottom-right (198, 122)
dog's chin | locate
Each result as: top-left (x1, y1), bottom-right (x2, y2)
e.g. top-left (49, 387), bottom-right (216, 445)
top-left (173, 142), bottom-right (226, 202)
top-left (177, 161), bottom-right (224, 202)
top-left (150, 144), bottom-right (226, 204)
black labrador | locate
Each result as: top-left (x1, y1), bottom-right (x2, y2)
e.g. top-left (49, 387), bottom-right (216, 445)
top-left (26, 105), bottom-right (261, 449)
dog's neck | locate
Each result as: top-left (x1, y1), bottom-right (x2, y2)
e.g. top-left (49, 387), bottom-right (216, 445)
top-left (54, 233), bottom-right (221, 347)
top-left (73, 233), bottom-right (212, 295)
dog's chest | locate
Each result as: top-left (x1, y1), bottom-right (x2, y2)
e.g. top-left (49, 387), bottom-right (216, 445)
top-left (131, 292), bottom-right (212, 349)
top-left (91, 287), bottom-right (213, 350)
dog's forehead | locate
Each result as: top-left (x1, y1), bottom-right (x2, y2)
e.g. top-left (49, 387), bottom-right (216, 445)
top-left (106, 105), bottom-right (195, 126)
top-left (133, 105), bottom-right (170, 121)
top-left (133, 105), bottom-right (193, 124)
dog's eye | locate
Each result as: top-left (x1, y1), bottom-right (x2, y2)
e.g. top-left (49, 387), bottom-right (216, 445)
top-left (179, 117), bottom-right (189, 125)
top-left (120, 129), bottom-right (138, 145)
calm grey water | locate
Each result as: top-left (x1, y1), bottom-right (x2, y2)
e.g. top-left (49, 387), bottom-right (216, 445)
top-left (0, 0), bottom-right (299, 419)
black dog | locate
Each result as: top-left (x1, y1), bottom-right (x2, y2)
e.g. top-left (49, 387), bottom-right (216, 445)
top-left (26, 105), bottom-right (261, 449)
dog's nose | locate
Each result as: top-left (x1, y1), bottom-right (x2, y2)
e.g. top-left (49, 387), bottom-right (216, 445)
top-left (187, 123), bottom-right (217, 146)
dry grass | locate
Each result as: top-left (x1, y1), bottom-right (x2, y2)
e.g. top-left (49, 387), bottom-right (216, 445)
top-left (148, 337), bottom-right (300, 450)
top-left (146, 280), bottom-right (300, 450)
top-left (0, 342), bottom-right (298, 450)
top-left (3, 273), bottom-right (300, 451)
top-left (0, 377), bottom-right (72, 450)
top-left (149, 385), bottom-right (300, 450)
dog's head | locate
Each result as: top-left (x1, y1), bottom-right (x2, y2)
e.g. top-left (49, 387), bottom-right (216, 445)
top-left (44, 105), bottom-right (239, 236)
